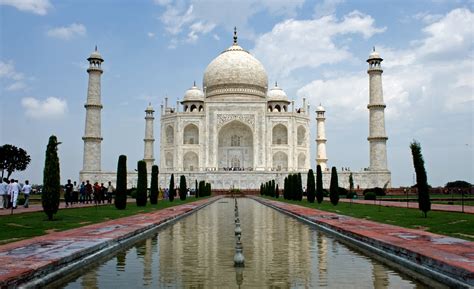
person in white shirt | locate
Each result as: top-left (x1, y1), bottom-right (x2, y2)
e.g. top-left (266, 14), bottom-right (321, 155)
top-left (22, 180), bottom-right (32, 208)
top-left (0, 178), bottom-right (8, 209)
top-left (10, 179), bottom-right (21, 209)
top-left (7, 179), bottom-right (13, 208)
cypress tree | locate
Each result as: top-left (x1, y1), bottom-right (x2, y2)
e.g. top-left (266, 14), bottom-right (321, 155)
top-left (42, 135), bottom-right (61, 220)
top-left (410, 140), bottom-right (431, 217)
top-left (296, 173), bottom-right (303, 201)
top-left (283, 177), bottom-right (288, 199)
top-left (271, 179), bottom-right (276, 197)
top-left (136, 160), bottom-right (147, 206)
top-left (316, 165), bottom-right (324, 204)
top-left (179, 175), bottom-right (187, 201)
top-left (349, 173), bottom-right (354, 194)
top-left (169, 174), bottom-right (175, 201)
top-left (195, 179), bottom-right (199, 198)
top-left (307, 169), bottom-right (316, 203)
top-left (260, 183), bottom-right (263, 195)
top-left (150, 165), bottom-right (159, 204)
top-left (115, 155), bottom-right (127, 210)
top-left (329, 166), bottom-right (339, 205)
top-left (275, 184), bottom-right (279, 198)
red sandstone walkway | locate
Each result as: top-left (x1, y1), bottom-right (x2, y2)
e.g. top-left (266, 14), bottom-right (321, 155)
top-left (0, 197), bottom-right (220, 288)
top-left (339, 198), bottom-right (474, 214)
top-left (253, 197), bottom-right (474, 288)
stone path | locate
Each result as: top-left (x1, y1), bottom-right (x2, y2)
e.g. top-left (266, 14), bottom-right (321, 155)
top-left (339, 198), bottom-right (474, 214)
top-left (254, 197), bottom-right (474, 288)
top-left (0, 197), bottom-right (220, 288)
top-left (0, 202), bottom-right (110, 216)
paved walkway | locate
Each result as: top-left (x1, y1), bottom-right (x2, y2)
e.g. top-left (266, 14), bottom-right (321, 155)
top-left (339, 198), bottom-right (474, 214)
top-left (0, 197), bottom-right (220, 287)
top-left (254, 197), bottom-right (474, 288)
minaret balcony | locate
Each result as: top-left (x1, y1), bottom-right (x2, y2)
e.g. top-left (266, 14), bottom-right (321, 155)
top-left (367, 103), bottom-right (386, 109)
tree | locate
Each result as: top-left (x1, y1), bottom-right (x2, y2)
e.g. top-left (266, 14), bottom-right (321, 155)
top-left (316, 165), bottom-right (324, 204)
top-left (445, 180), bottom-right (471, 188)
top-left (0, 144), bottom-right (31, 179)
top-left (329, 166), bottom-right (339, 205)
top-left (195, 179), bottom-right (199, 198)
top-left (296, 173), bottom-right (303, 201)
top-left (410, 140), bottom-right (431, 217)
top-left (179, 175), bottom-right (187, 201)
top-left (42, 136), bottom-right (61, 220)
top-left (150, 165), bottom-right (159, 204)
top-left (275, 184), bottom-right (279, 198)
top-left (115, 155), bottom-right (127, 210)
top-left (307, 169), bottom-right (315, 203)
top-left (349, 173), bottom-right (354, 193)
top-left (136, 160), bottom-right (147, 206)
top-left (283, 177), bottom-right (289, 200)
top-left (169, 174), bottom-right (175, 201)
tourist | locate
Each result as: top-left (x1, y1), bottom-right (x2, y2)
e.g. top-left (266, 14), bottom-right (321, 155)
top-left (93, 182), bottom-right (101, 204)
top-left (10, 179), bottom-right (21, 209)
top-left (106, 181), bottom-right (115, 204)
top-left (85, 180), bottom-right (93, 203)
top-left (65, 179), bottom-right (73, 208)
top-left (0, 178), bottom-right (7, 209)
top-left (79, 181), bottom-right (86, 203)
top-left (22, 180), bottom-right (32, 208)
top-left (73, 181), bottom-right (80, 204)
top-left (100, 183), bottom-right (107, 204)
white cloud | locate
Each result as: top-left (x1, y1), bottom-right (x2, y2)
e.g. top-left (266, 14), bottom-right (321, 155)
top-left (413, 12), bottom-right (443, 24)
top-left (297, 8), bottom-right (474, 124)
top-left (0, 0), bottom-right (52, 15)
top-left (147, 32), bottom-right (155, 38)
top-left (252, 11), bottom-right (385, 78)
top-left (21, 97), bottom-right (68, 119)
top-left (313, 0), bottom-right (344, 18)
top-left (154, 0), bottom-right (304, 46)
top-left (47, 23), bottom-right (87, 40)
top-left (0, 60), bottom-right (27, 91)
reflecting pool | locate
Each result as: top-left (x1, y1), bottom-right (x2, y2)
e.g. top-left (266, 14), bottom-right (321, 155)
top-left (57, 198), bottom-right (433, 288)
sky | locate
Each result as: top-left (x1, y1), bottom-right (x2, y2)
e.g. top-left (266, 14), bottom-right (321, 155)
top-left (0, 0), bottom-right (473, 187)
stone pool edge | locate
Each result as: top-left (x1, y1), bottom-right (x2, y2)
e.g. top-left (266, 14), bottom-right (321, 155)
top-left (251, 196), bottom-right (473, 289)
top-left (0, 196), bottom-right (222, 289)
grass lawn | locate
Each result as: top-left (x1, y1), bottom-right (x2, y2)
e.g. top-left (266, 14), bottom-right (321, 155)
top-left (262, 196), bottom-right (474, 241)
top-left (0, 197), bottom-right (207, 245)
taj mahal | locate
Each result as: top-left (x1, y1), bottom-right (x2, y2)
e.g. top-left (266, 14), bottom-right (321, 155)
top-left (79, 30), bottom-right (391, 190)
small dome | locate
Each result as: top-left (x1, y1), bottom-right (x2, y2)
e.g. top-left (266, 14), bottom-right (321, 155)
top-left (367, 47), bottom-right (382, 61)
top-left (88, 46), bottom-right (103, 61)
top-left (203, 33), bottom-right (268, 98)
top-left (146, 102), bottom-right (154, 111)
top-left (267, 82), bottom-right (289, 102)
top-left (316, 104), bottom-right (325, 112)
top-left (183, 83), bottom-right (204, 102)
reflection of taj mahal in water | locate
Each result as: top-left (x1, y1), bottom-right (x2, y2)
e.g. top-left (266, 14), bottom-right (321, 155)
top-left (79, 30), bottom-right (391, 189)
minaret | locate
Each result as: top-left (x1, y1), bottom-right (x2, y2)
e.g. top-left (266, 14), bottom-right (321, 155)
top-left (144, 103), bottom-right (155, 172)
top-left (82, 46), bottom-right (104, 173)
top-left (316, 104), bottom-right (328, 171)
top-left (367, 48), bottom-right (388, 171)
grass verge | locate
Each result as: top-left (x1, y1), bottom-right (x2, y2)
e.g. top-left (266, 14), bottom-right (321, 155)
top-left (262, 196), bottom-right (474, 241)
top-left (0, 197), bottom-right (207, 245)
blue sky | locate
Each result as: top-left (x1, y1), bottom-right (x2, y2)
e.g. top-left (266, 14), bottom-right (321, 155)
top-left (1, 0), bottom-right (473, 187)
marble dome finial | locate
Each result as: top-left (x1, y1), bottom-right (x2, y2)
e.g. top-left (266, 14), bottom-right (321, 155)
top-left (233, 26), bottom-right (238, 45)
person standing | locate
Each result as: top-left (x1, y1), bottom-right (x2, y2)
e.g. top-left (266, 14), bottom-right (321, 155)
top-left (93, 182), bottom-right (101, 204)
top-left (100, 183), bottom-right (106, 204)
top-left (10, 179), bottom-right (21, 209)
top-left (79, 181), bottom-right (86, 203)
top-left (64, 179), bottom-right (73, 208)
top-left (85, 180), bottom-right (93, 204)
top-left (22, 180), bottom-right (32, 208)
top-left (73, 181), bottom-right (79, 204)
top-left (106, 181), bottom-right (115, 204)
top-left (0, 178), bottom-right (7, 209)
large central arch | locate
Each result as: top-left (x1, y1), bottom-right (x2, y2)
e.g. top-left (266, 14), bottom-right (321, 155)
top-left (218, 120), bottom-right (253, 170)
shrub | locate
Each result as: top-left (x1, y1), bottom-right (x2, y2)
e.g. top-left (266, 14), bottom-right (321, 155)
top-left (346, 191), bottom-right (356, 199)
top-left (42, 135), bottom-right (61, 220)
top-left (115, 155), bottom-right (127, 210)
top-left (364, 192), bottom-right (376, 200)
top-left (179, 175), bottom-right (187, 201)
top-left (329, 167), bottom-right (339, 205)
top-left (316, 165), bottom-right (324, 204)
top-left (169, 174), bottom-right (175, 202)
top-left (363, 187), bottom-right (385, 196)
top-left (136, 160), bottom-right (147, 206)
top-left (338, 187), bottom-right (348, 196)
top-left (307, 169), bottom-right (315, 203)
top-left (275, 184), bottom-right (279, 199)
top-left (150, 165), bottom-right (159, 204)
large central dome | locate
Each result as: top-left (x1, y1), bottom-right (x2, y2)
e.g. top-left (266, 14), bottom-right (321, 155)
top-left (203, 34), bottom-right (268, 98)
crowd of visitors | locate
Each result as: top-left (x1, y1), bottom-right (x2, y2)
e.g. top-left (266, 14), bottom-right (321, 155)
top-left (0, 178), bottom-right (32, 209)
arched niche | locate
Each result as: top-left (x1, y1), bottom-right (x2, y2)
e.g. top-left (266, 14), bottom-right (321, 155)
top-left (183, 124), bottom-right (199, 144)
top-left (218, 120), bottom-right (253, 170)
top-left (272, 124), bottom-right (288, 145)
top-left (297, 126), bottom-right (306, 146)
top-left (272, 151), bottom-right (288, 171)
top-left (166, 125), bottom-right (174, 145)
top-left (298, 153), bottom-right (306, 169)
top-left (183, 151), bottom-right (199, 171)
